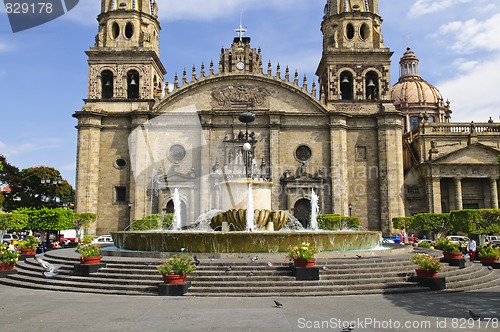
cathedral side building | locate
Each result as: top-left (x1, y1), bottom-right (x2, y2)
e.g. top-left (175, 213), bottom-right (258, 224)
top-left (74, 0), bottom-right (499, 236)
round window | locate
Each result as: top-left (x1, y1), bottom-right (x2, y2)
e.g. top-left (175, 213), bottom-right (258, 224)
top-left (125, 22), bottom-right (134, 39)
top-left (111, 22), bottom-right (120, 39)
top-left (295, 145), bottom-right (312, 162)
top-left (346, 23), bottom-right (355, 40)
top-left (169, 144), bottom-right (186, 162)
top-left (114, 159), bottom-right (127, 169)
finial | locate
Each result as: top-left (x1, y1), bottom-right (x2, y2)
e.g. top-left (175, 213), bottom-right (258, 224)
top-left (285, 66), bottom-right (290, 82)
top-left (294, 70), bottom-right (299, 85)
top-left (276, 63), bottom-right (281, 79)
top-left (173, 73), bottom-right (179, 89)
top-left (200, 62), bottom-right (205, 78)
top-left (267, 60), bottom-right (272, 76)
top-left (182, 68), bottom-right (187, 84)
top-left (192, 65), bottom-right (197, 81)
top-left (209, 60), bottom-right (214, 76)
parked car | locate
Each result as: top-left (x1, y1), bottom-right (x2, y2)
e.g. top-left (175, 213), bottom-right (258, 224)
top-left (485, 236), bottom-right (500, 246)
top-left (92, 235), bottom-right (113, 244)
top-left (2, 233), bottom-right (19, 244)
top-left (418, 239), bottom-right (435, 246)
top-left (446, 235), bottom-right (470, 244)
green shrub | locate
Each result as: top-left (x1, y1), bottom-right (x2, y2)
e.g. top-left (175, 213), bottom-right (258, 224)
top-left (317, 214), bottom-right (360, 230)
top-left (434, 238), bottom-right (460, 253)
top-left (131, 214), bottom-right (173, 231)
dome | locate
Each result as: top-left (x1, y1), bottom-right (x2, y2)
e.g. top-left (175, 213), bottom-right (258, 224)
top-left (391, 47), bottom-right (445, 107)
top-left (391, 77), bottom-right (444, 106)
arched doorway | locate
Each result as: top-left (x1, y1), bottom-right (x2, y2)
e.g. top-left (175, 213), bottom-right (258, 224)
top-left (165, 199), bottom-right (188, 228)
top-left (293, 199), bottom-right (311, 228)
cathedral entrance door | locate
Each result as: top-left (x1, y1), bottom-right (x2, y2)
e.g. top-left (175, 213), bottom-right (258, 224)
top-left (293, 199), bottom-right (311, 229)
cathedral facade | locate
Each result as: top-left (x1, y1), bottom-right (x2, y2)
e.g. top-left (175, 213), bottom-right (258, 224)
top-left (74, 0), bottom-right (499, 236)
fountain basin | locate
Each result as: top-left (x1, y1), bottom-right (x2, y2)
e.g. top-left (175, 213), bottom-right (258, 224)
top-left (111, 231), bottom-right (382, 253)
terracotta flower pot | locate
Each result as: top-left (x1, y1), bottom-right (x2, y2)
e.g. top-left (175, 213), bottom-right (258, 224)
top-left (0, 262), bottom-right (15, 271)
top-left (293, 258), bottom-right (316, 268)
top-left (481, 257), bottom-right (499, 264)
top-left (80, 256), bottom-right (102, 265)
top-left (162, 274), bottom-right (187, 284)
top-left (443, 252), bottom-right (462, 260)
top-left (20, 248), bottom-right (36, 255)
top-left (415, 269), bottom-right (438, 278)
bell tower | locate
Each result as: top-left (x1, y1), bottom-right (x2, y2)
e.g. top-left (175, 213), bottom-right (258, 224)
top-left (74, 0), bottom-right (166, 234)
top-left (316, 0), bottom-right (392, 103)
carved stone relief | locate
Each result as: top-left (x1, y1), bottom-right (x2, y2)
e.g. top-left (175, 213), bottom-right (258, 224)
top-left (211, 85), bottom-right (270, 107)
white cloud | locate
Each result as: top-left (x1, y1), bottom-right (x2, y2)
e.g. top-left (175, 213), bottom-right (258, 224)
top-left (438, 55), bottom-right (500, 122)
top-left (409, 0), bottom-right (475, 17)
top-left (438, 14), bottom-right (500, 53)
top-left (63, 0), bottom-right (305, 24)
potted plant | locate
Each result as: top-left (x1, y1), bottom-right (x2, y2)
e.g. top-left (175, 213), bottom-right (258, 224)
top-left (0, 244), bottom-right (20, 270)
top-left (157, 255), bottom-right (197, 284)
top-left (478, 246), bottom-right (500, 264)
top-left (77, 235), bottom-right (101, 264)
top-left (17, 235), bottom-right (39, 255)
top-left (410, 253), bottom-right (442, 278)
top-left (434, 238), bottom-right (461, 259)
top-left (287, 242), bottom-right (319, 267)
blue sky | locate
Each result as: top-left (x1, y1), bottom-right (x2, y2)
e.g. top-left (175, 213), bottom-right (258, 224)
top-left (0, 0), bottom-right (499, 186)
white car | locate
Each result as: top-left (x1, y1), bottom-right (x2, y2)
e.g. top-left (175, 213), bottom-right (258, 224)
top-left (446, 235), bottom-right (470, 244)
top-left (92, 235), bottom-right (113, 244)
top-left (2, 233), bottom-right (19, 244)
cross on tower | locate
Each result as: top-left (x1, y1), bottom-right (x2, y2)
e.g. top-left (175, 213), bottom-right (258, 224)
top-left (235, 13), bottom-right (247, 42)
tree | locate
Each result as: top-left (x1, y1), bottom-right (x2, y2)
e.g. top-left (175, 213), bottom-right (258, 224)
top-left (0, 212), bottom-right (29, 232)
top-left (73, 213), bottom-right (96, 237)
top-left (2, 166), bottom-right (74, 211)
top-left (411, 213), bottom-right (451, 238)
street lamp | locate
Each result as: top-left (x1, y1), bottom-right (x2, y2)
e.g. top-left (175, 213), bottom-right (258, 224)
top-left (348, 203), bottom-right (352, 217)
top-left (238, 111), bottom-right (256, 178)
top-left (40, 176), bottom-right (63, 207)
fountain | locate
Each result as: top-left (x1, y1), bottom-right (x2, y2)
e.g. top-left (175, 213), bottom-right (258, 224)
top-left (111, 109), bottom-right (384, 254)
top-left (172, 188), bottom-right (182, 230)
top-left (310, 189), bottom-right (319, 230)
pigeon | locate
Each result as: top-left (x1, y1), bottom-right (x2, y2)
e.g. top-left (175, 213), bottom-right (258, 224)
top-left (322, 266), bottom-right (328, 270)
top-left (225, 266), bottom-right (232, 272)
top-left (250, 256), bottom-right (258, 262)
top-left (247, 271), bottom-right (254, 277)
top-left (267, 262), bottom-right (273, 267)
top-left (274, 300), bottom-right (283, 308)
top-left (210, 256), bottom-right (215, 262)
top-left (35, 256), bottom-right (62, 278)
top-left (180, 247), bottom-right (186, 252)
top-left (487, 266), bottom-right (493, 271)
top-left (469, 310), bottom-right (481, 321)
top-left (193, 256), bottom-right (200, 266)
top-left (356, 255), bottom-right (362, 259)
top-left (341, 324), bottom-right (355, 331)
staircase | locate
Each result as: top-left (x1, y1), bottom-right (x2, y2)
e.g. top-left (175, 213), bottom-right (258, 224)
top-left (1, 249), bottom-right (498, 296)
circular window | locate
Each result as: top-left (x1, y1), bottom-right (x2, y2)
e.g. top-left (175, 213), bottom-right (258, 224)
top-left (295, 145), bottom-right (312, 162)
top-left (169, 144), bottom-right (186, 162)
top-left (114, 159), bottom-right (127, 169)
top-left (111, 22), bottom-right (119, 39)
top-left (346, 23), bottom-right (355, 40)
top-left (360, 23), bottom-right (370, 40)
top-left (125, 22), bottom-right (134, 39)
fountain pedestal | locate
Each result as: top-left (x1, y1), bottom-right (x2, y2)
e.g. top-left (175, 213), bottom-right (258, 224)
top-left (219, 178), bottom-right (272, 211)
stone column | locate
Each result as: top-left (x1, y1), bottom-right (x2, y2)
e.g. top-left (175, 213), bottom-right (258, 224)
top-left (330, 115), bottom-right (348, 217)
top-left (454, 177), bottom-right (463, 210)
top-left (430, 177), bottom-right (442, 213)
top-left (269, 115), bottom-right (281, 209)
top-left (490, 177), bottom-right (499, 209)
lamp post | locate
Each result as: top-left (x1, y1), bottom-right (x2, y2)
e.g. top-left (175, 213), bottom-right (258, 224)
top-left (348, 203), bottom-right (352, 217)
top-left (40, 176), bottom-right (62, 208)
top-left (238, 111), bottom-right (256, 178)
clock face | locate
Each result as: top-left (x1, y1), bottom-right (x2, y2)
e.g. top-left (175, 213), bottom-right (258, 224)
top-left (236, 62), bottom-right (245, 70)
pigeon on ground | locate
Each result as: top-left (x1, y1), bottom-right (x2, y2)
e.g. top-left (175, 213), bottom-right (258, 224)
top-left (247, 271), bottom-right (253, 277)
top-left (250, 256), bottom-right (258, 262)
top-left (274, 300), bottom-right (283, 308)
top-left (267, 262), bottom-right (273, 267)
top-left (210, 257), bottom-right (215, 262)
top-left (356, 255), bottom-right (362, 259)
top-left (322, 266), bottom-right (328, 270)
top-left (487, 266), bottom-right (493, 271)
top-left (469, 310), bottom-right (481, 320)
top-left (341, 323), bottom-right (355, 331)
top-left (225, 266), bottom-right (232, 272)
top-left (193, 256), bottom-right (200, 266)
top-left (35, 256), bottom-right (62, 278)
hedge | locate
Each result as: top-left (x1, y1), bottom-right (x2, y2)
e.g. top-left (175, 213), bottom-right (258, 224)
top-left (131, 213), bottom-right (173, 231)
top-left (317, 214), bottom-right (360, 230)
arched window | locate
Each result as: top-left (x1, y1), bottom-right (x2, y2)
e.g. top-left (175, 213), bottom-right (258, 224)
top-left (410, 116), bottom-right (419, 130)
top-left (101, 70), bottom-right (114, 99)
top-left (339, 71), bottom-right (353, 100)
top-left (365, 71), bottom-right (379, 100)
top-left (127, 70), bottom-right (139, 99)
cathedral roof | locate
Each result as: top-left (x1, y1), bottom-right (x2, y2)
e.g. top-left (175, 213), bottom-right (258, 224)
top-left (391, 48), bottom-right (444, 107)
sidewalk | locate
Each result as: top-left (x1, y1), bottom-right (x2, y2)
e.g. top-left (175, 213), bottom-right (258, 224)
top-left (1, 284), bottom-right (499, 331)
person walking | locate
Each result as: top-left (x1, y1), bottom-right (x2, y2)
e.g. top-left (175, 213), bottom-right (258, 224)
top-left (467, 239), bottom-right (477, 262)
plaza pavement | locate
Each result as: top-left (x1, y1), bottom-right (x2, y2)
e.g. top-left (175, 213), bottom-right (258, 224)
top-left (1, 283), bottom-right (499, 331)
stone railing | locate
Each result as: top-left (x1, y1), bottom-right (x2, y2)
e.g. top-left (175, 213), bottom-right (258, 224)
top-left (420, 122), bottom-right (500, 134)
